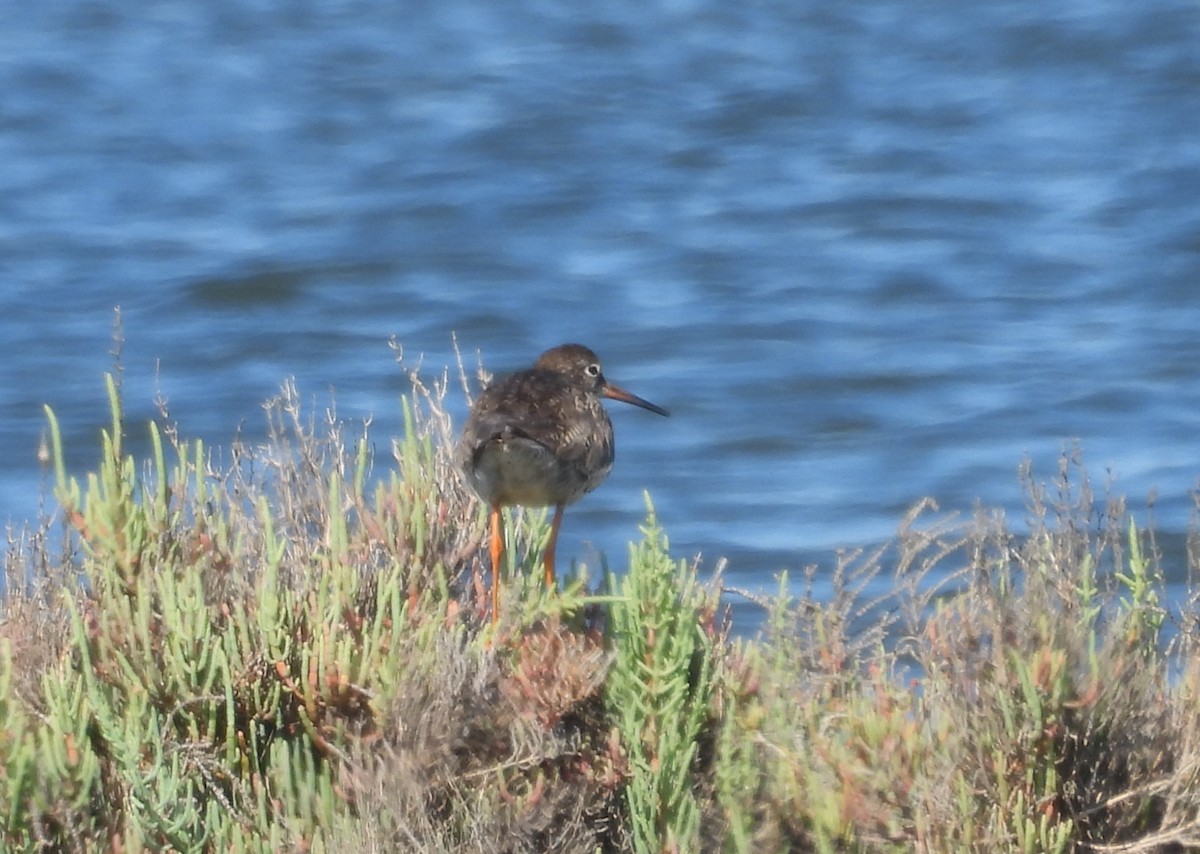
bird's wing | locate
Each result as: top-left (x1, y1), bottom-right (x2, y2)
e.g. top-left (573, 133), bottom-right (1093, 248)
top-left (464, 371), bottom-right (577, 460)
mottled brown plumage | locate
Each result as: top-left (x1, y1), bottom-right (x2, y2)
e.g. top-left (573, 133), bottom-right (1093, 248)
top-left (459, 343), bottom-right (669, 623)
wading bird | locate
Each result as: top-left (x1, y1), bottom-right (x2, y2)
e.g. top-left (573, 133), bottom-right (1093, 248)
top-left (458, 343), bottom-right (669, 623)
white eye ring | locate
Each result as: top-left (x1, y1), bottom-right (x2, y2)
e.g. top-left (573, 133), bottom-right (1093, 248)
top-left (585, 363), bottom-right (601, 377)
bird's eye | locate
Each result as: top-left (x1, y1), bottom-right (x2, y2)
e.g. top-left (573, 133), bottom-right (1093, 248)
top-left (585, 363), bottom-right (601, 377)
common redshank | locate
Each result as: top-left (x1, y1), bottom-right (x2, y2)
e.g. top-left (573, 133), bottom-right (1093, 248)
top-left (458, 343), bottom-right (669, 623)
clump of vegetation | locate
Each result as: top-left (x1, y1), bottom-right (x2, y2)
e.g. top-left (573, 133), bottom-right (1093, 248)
top-left (4, 351), bottom-right (1200, 852)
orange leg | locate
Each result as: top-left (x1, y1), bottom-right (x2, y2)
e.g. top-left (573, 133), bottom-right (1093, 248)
top-left (489, 504), bottom-right (504, 625)
top-left (544, 504), bottom-right (565, 588)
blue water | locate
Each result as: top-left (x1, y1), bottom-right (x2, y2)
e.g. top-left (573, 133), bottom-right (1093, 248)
top-left (3, 1), bottom-right (1199, 624)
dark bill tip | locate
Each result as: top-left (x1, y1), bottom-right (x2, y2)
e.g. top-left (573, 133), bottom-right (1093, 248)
top-left (602, 383), bottom-right (670, 417)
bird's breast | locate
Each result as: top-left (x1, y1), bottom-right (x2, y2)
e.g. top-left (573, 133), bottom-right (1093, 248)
top-left (466, 433), bottom-right (613, 508)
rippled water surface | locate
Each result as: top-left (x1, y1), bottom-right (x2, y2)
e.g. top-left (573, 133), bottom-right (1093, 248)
top-left (3, 1), bottom-right (1199, 624)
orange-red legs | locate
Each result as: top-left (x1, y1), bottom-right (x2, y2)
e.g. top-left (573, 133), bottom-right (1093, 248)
top-left (488, 502), bottom-right (565, 625)
top-left (489, 504), bottom-right (504, 625)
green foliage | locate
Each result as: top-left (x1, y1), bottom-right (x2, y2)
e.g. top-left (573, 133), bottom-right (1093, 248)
top-left (6, 377), bottom-right (412, 850)
top-left (606, 495), bottom-right (715, 854)
top-left (710, 636), bottom-right (765, 854)
top-left (1116, 515), bottom-right (1166, 654)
